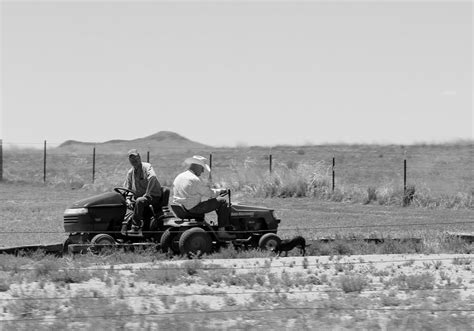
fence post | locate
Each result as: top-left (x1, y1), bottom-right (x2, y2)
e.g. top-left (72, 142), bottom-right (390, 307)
top-left (0, 139), bottom-right (3, 181)
top-left (269, 154), bottom-right (273, 174)
top-left (147, 151), bottom-right (150, 163)
top-left (404, 159), bottom-right (407, 193)
top-left (208, 153), bottom-right (213, 183)
top-left (92, 147), bottom-right (96, 183)
top-left (332, 157), bottom-right (335, 192)
top-left (43, 140), bottom-right (47, 183)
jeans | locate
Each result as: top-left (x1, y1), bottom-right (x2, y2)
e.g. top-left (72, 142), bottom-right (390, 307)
top-left (188, 197), bottom-right (229, 228)
top-left (125, 195), bottom-right (161, 226)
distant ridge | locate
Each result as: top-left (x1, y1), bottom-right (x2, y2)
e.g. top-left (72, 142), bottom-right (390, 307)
top-left (56, 131), bottom-right (212, 155)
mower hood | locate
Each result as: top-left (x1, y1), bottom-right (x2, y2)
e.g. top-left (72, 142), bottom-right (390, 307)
top-left (69, 192), bottom-right (125, 208)
top-left (231, 204), bottom-right (274, 212)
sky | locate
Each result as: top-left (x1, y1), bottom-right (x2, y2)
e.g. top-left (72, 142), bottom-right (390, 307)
top-left (1, 0), bottom-right (472, 147)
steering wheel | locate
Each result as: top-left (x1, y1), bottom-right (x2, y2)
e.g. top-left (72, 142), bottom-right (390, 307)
top-left (114, 187), bottom-right (136, 200)
top-left (219, 189), bottom-right (230, 197)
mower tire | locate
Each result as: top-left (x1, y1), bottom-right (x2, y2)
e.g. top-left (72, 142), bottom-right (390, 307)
top-left (258, 233), bottom-right (281, 251)
top-left (179, 227), bottom-right (212, 255)
top-left (160, 228), bottom-right (181, 254)
top-left (91, 234), bottom-right (116, 245)
top-left (147, 216), bottom-right (164, 241)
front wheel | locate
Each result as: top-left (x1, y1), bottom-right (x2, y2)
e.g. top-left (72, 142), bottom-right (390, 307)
top-left (91, 233), bottom-right (116, 245)
top-left (179, 228), bottom-right (212, 255)
top-left (90, 234), bottom-right (116, 254)
top-left (258, 233), bottom-right (281, 251)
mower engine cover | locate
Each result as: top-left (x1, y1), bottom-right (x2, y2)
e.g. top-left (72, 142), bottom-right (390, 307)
top-left (64, 192), bottom-right (127, 233)
top-left (230, 203), bottom-right (280, 231)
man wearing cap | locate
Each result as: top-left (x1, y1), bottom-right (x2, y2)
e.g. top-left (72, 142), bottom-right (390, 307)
top-left (122, 149), bottom-right (162, 233)
top-left (172, 155), bottom-right (234, 239)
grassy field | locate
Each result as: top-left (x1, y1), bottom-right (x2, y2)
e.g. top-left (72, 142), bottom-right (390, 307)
top-left (2, 142), bottom-right (473, 208)
top-left (0, 182), bottom-right (472, 250)
top-left (1, 144), bottom-right (473, 329)
top-left (0, 253), bottom-right (472, 329)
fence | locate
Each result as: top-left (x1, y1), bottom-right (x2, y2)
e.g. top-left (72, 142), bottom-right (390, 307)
top-left (0, 140), bottom-right (472, 201)
top-left (0, 245), bottom-right (472, 326)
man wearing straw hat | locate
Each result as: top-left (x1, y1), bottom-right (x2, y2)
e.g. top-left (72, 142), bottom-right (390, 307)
top-left (122, 149), bottom-right (162, 234)
top-left (172, 155), bottom-right (234, 239)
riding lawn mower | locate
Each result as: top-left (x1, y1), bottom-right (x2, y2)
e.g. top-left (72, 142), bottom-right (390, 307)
top-left (63, 187), bottom-right (282, 255)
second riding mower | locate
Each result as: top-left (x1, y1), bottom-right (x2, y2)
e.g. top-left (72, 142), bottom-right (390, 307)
top-left (63, 187), bottom-right (281, 255)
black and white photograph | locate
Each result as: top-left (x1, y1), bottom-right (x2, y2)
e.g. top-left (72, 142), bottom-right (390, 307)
top-left (0, 0), bottom-right (472, 329)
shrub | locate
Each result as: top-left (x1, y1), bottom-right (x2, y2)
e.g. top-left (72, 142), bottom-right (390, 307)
top-left (365, 187), bottom-right (377, 204)
top-left (33, 259), bottom-right (62, 278)
top-left (0, 272), bottom-right (11, 291)
top-left (403, 186), bottom-right (416, 206)
top-left (390, 272), bottom-right (435, 290)
top-left (135, 268), bottom-right (184, 285)
top-left (339, 274), bottom-right (368, 293)
top-left (380, 292), bottom-right (402, 306)
top-left (333, 240), bottom-right (354, 255)
top-left (224, 295), bottom-right (237, 306)
top-left (182, 260), bottom-right (202, 276)
top-left (50, 269), bottom-right (93, 284)
top-left (452, 257), bottom-right (472, 265)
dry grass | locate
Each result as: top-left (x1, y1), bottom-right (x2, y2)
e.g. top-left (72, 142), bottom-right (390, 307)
top-left (2, 142), bottom-right (473, 208)
top-left (0, 254), bottom-right (472, 330)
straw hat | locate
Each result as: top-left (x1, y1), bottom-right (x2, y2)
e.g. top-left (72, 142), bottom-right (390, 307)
top-left (184, 155), bottom-right (211, 172)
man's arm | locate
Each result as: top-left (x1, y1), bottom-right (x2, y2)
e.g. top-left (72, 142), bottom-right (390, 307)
top-left (194, 177), bottom-right (219, 198)
top-left (144, 164), bottom-right (161, 198)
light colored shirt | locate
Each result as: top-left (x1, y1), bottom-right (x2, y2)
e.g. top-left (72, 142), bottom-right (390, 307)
top-left (124, 162), bottom-right (161, 198)
top-left (172, 170), bottom-right (219, 209)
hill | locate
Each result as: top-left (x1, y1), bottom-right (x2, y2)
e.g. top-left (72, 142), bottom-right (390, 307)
top-left (56, 131), bottom-right (212, 155)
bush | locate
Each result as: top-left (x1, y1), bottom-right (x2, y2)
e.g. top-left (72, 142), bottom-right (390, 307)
top-left (134, 268), bottom-right (184, 285)
top-left (339, 274), bottom-right (368, 293)
top-left (0, 272), bottom-right (11, 291)
top-left (50, 269), bottom-right (93, 284)
top-left (182, 260), bottom-right (202, 276)
top-left (390, 272), bottom-right (435, 290)
top-left (365, 187), bottom-right (377, 204)
top-left (33, 259), bottom-right (62, 278)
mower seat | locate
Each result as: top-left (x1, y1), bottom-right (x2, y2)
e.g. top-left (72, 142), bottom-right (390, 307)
top-left (170, 204), bottom-right (204, 221)
top-left (150, 187), bottom-right (170, 215)
top-left (159, 187), bottom-right (170, 207)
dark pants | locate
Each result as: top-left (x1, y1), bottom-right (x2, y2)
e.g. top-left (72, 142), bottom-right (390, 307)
top-left (188, 198), bottom-right (229, 228)
top-left (125, 196), bottom-right (161, 226)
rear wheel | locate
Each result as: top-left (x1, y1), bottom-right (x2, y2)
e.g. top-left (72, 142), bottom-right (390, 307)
top-left (160, 228), bottom-right (181, 254)
top-left (258, 233), bottom-right (281, 251)
top-left (146, 217), bottom-right (163, 241)
top-left (179, 228), bottom-right (212, 255)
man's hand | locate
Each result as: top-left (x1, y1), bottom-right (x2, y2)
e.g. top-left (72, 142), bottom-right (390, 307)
top-left (126, 199), bottom-right (134, 209)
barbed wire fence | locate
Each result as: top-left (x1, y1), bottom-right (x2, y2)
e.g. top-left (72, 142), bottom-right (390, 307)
top-left (0, 140), bottom-right (473, 325)
top-left (1, 139), bottom-right (472, 207)
top-left (0, 252), bottom-right (472, 324)
top-left (0, 221), bottom-right (472, 324)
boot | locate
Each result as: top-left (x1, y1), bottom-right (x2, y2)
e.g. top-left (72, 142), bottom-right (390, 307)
top-left (120, 222), bottom-right (129, 236)
top-left (128, 220), bottom-right (143, 234)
